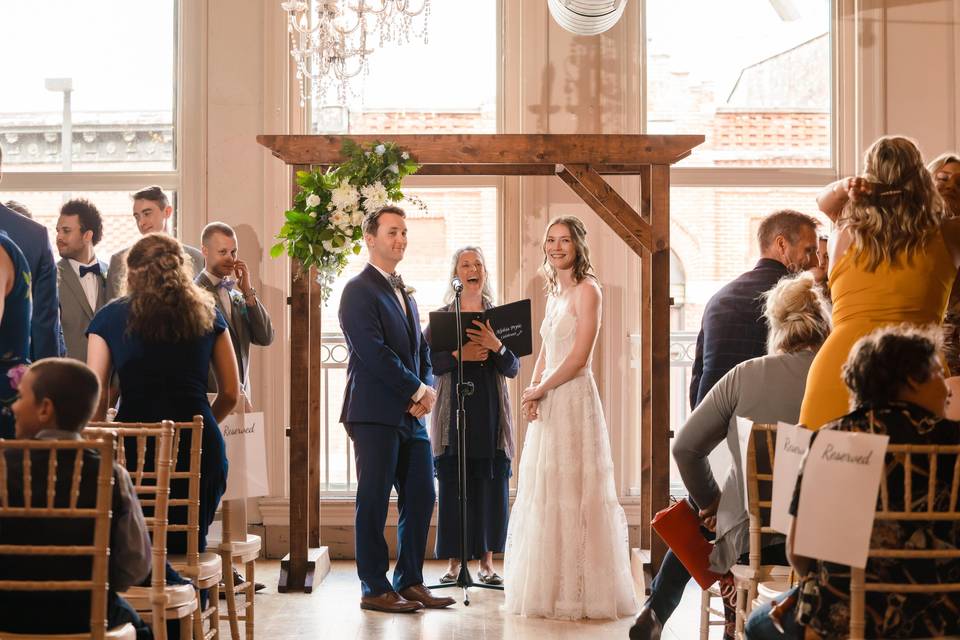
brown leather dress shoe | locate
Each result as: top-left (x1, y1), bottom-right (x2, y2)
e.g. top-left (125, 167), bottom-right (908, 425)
top-left (398, 584), bottom-right (456, 609)
top-left (360, 591), bottom-right (424, 613)
top-left (629, 606), bottom-right (662, 640)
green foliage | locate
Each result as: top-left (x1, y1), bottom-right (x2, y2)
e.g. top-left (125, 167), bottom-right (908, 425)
top-left (271, 140), bottom-right (422, 301)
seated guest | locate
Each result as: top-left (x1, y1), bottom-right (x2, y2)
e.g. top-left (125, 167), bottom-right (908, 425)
top-left (0, 230), bottom-right (31, 438)
top-left (0, 148), bottom-right (65, 359)
top-left (690, 209), bottom-right (820, 409)
top-left (56, 198), bottom-right (108, 362)
top-left (106, 186), bottom-right (205, 301)
top-left (195, 222), bottom-right (274, 398)
top-left (632, 272), bottom-right (831, 640)
top-left (746, 326), bottom-right (960, 639)
top-left (87, 233), bottom-right (239, 553)
top-left (929, 153), bottom-right (960, 371)
top-left (0, 358), bottom-right (152, 639)
top-left (425, 246), bottom-right (519, 585)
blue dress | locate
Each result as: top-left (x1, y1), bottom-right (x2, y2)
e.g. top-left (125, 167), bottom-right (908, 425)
top-left (0, 232), bottom-right (31, 439)
top-left (87, 300), bottom-right (229, 552)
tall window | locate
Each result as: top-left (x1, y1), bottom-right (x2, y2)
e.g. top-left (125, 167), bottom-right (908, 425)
top-left (645, 0), bottom-right (835, 496)
top-left (0, 0), bottom-right (178, 259)
top-left (313, 0), bottom-right (500, 493)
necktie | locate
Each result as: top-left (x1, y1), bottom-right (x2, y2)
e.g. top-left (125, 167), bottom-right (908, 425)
top-left (218, 277), bottom-right (236, 291)
top-left (79, 263), bottom-right (101, 278)
top-left (388, 273), bottom-right (406, 291)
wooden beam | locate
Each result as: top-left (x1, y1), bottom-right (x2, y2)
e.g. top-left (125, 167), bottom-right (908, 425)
top-left (304, 163), bottom-right (672, 177)
top-left (555, 164), bottom-right (649, 257)
top-left (649, 164), bottom-right (672, 569)
top-left (257, 134), bottom-right (705, 167)
top-left (308, 272), bottom-right (322, 549)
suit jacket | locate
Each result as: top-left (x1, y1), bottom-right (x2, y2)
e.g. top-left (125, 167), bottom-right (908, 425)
top-left (194, 271), bottom-right (274, 394)
top-left (106, 241), bottom-right (204, 301)
top-left (338, 263), bottom-right (433, 428)
top-left (689, 258), bottom-right (790, 409)
top-left (0, 203), bottom-right (65, 359)
top-left (57, 258), bottom-right (108, 363)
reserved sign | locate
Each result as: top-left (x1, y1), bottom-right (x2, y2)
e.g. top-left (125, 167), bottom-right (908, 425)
top-left (770, 422), bottom-right (812, 534)
top-left (793, 429), bottom-right (888, 568)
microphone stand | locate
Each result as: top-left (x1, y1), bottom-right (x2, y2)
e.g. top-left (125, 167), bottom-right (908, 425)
top-left (427, 281), bottom-right (503, 605)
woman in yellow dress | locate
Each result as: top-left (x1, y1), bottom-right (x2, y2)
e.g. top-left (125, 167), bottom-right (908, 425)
top-left (799, 136), bottom-right (960, 429)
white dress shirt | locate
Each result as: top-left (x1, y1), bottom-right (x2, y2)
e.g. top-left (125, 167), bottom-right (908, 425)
top-left (202, 269), bottom-right (233, 323)
top-left (69, 257), bottom-right (101, 312)
top-left (369, 262), bottom-right (427, 403)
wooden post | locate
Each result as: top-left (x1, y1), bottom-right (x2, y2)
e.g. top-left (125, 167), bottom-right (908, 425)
top-left (639, 164), bottom-right (653, 555)
top-left (308, 274), bottom-right (322, 548)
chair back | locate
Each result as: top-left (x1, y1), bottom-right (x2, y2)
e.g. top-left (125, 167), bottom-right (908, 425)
top-left (85, 422), bottom-right (175, 640)
top-left (0, 436), bottom-right (116, 639)
top-left (745, 423), bottom-right (779, 572)
top-left (848, 443), bottom-right (960, 639)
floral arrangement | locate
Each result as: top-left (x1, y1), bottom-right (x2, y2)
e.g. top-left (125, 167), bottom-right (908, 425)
top-left (270, 139), bottom-right (421, 300)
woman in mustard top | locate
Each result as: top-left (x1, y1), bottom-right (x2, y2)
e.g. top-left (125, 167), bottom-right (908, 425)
top-left (799, 136), bottom-right (960, 429)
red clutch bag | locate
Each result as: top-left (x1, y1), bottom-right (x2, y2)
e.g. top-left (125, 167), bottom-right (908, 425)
top-left (651, 499), bottom-right (725, 589)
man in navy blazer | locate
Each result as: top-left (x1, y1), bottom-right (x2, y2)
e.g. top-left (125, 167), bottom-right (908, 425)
top-left (339, 205), bottom-right (454, 613)
top-left (0, 148), bottom-right (65, 359)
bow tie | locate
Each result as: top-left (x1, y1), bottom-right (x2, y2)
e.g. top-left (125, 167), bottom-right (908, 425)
top-left (217, 277), bottom-right (236, 291)
top-left (388, 273), bottom-right (406, 292)
top-left (78, 263), bottom-right (101, 278)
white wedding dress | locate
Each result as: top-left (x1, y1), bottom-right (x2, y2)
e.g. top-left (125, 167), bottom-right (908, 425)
top-left (503, 292), bottom-right (638, 620)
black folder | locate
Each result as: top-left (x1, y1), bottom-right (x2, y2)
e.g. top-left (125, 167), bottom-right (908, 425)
top-left (428, 299), bottom-right (533, 357)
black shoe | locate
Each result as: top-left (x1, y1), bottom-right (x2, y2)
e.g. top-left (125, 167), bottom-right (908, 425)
top-left (629, 606), bottom-right (662, 640)
top-left (219, 568), bottom-right (266, 598)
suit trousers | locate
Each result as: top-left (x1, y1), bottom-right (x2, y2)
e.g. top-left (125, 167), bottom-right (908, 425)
top-left (347, 420), bottom-right (436, 597)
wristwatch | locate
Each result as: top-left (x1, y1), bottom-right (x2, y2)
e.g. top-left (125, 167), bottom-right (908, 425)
top-left (243, 287), bottom-right (257, 299)
top-left (497, 343), bottom-right (506, 356)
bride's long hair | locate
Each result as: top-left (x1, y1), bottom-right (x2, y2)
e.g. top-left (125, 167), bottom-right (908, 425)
top-left (540, 216), bottom-right (598, 295)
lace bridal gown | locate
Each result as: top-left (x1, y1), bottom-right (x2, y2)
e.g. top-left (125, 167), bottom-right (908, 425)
top-left (503, 292), bottom-right (638, 620)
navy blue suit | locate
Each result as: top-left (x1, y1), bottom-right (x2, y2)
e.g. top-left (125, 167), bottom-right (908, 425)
top-left (339, 263), bottom-right (435, 597)
top-left (0, 203), bottom-right (65, 359)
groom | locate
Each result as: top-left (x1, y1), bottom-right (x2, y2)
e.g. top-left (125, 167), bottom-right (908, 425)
top-left (339, 205), bottom-right (455, 613)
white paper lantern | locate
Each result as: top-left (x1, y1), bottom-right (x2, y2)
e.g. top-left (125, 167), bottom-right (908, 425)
top-left (547, 0), bottom-right (628, 36)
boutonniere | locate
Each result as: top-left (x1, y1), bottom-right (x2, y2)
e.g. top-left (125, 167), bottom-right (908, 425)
top-left (7, 363), bottom-right (28, 390)
top-left (404, 285), bottom-right (416, 297)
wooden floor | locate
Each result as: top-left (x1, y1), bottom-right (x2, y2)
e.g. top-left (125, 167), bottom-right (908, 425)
top-left (237, 560), bottom-right (719, 639)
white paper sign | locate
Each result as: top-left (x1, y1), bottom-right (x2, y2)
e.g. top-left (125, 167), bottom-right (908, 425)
top-left (221, 411), bottom-right (270, 501)
top-left (793, 429), bottom-right (889, 568)
top-left (735, 417), bottom-right (754, 510)
top-left (770, 422), bottom-right (812, 534)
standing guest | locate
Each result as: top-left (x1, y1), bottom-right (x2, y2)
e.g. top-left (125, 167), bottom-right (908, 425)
top-left (0, 231), bottom-right (31, 438)
top-left (689, 210), bottom-right (820, 409)
top-left (426, 246), bottom-right (518, 586)
top-left (0, 148), bottom-right (65, 359)
top-left (338, 205), bottom-right (454, 613)
top-left (632, 273), bottom-right (831, 640)
top-left (1, 358), bottom-right (151, 639)
top-left (4, 200), bottom-right (32, 219)
top-left (799, 136), bottom-right (960, 429)
top-left (86, 233), bottom-right (239, 553)
top-left (195, 222), bottom-right (274, 397)
top-left (929, 153), bottom-right (960, 372)
top-left (106, 186), bottom-right (204, 300)
top-left (56, 198), bottom-right (108, 362)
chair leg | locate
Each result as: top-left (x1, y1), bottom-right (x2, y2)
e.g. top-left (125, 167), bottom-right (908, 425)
top-left (193, 591), bottom-right (203, 640)
top-left (180, 613), bottom-right (192, 640)
top-left (699, 588), bottom-right (712, 640)
top-left (222, 553), bottom-right (241, 640)
top-left (735, 587), bottom-right (747, 639)
top-left (244, 559), bottom-right (255, 640)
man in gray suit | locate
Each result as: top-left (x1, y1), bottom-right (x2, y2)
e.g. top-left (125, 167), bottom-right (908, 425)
top-left (55, 199), bottom-right (108, 362)
top-left (195, 222), bottom-right (274, 396)
top-left (106, 185), bottom-right (205, 300)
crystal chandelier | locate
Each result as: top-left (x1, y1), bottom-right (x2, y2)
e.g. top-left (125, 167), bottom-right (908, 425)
top-left (282, 0), bottom-right (431, 106)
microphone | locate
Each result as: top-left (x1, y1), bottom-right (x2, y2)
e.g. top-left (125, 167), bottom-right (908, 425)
top-left (451, 276), bottom-right (464, 292)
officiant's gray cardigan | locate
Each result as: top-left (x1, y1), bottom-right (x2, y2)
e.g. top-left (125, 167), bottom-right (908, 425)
top-left (672, 349), bottom-right (815, 572)
top-left (427, 301), bottom-right (516, 460)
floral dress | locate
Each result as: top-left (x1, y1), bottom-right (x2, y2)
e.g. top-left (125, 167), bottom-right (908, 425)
top-left (0, 231), bottom-right (32, 438)
top-left (792, 403), bottom-right (960, 638)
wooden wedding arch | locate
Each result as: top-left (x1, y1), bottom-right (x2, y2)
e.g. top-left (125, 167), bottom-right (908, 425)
top-left (257, 133), bottom-right (704, 592)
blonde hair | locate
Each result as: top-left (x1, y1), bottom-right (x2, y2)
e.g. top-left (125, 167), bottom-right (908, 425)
top-left (125, 233), bottom-right (216, 343)
top-left (838, 136), bottom-right (945, 272)
top-left (540, 216), bottom-right (597, 295)
top-left (444, 246), bottom-right (495, 305)
top-left (928, 152), bottom-right (960, 176)
top-left (763, 272), bottom-right (832, 354)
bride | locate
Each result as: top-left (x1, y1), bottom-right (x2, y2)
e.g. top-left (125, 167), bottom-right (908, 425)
top-left (504, 216), bottom-right (638, 620)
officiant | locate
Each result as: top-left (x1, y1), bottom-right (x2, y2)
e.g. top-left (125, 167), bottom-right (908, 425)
top-left (425, 246), bottom-right (519, 586)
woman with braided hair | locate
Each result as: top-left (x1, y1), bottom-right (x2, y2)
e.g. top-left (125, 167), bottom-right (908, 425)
top-left (86, 232), bottom-right (239, 553)
top-left (798, 135), bottom-right (960, 429)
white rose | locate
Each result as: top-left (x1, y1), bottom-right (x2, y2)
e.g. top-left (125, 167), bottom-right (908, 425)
top-left (309, 211), bottom-right (318, 218)
top-left (388, 163), bottom-right (399, 174)
top-left (331, 180), bottom-right (360, 211)
top-left (351, 211), bottom-right (365, 226)
top-left (306, 193), bottom-right (321, 208)
top-left (401, 151), bottom-right (409, 160)
top-left (374, 144), bottom-right (386, 156)
top-left (321, 239), bottom-right (335, 253)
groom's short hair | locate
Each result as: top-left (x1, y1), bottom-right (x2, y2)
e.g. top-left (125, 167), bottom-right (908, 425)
top-left (363, 205), bottom-right (406, 237)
